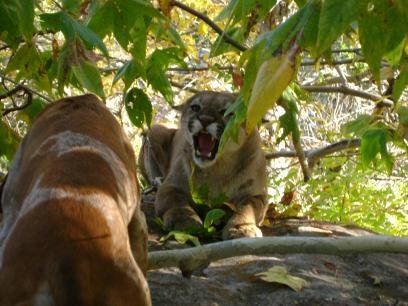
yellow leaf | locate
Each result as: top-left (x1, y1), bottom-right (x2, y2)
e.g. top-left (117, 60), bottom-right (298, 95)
top-left (256, 265), bottom-right (309, 292)
top-left (246, 45), bottom-right (299, 133)
top-left (198, 22), bottom-right (208, 36)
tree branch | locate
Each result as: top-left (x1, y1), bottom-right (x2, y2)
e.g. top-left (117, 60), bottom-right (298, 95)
top-left (170, 0), bottom-right (247, 52)
top-left (0, 85), bottom-right (33, 116)
top-left (265, 139), bottom-right (361, 170)
top-left (301, 85), bottom-right (394, 106)
top-left (301, 58), bottom-right (365, 66)
top-left (0, 74), bottom-right (52, 103)
top-left (148, 236), bottom-right (408, 272)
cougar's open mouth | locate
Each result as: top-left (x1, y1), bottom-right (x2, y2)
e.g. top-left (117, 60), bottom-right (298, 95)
top-left (193, 131), bottom-right (220, 161)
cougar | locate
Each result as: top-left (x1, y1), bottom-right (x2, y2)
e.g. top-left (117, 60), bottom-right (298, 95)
top-left (139, 91), bottom-right (267, 240)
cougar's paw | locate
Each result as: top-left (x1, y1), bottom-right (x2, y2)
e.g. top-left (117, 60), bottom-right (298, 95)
top-left (163, 207), bottom-right (203, 231)
top-left (222, 222), bottom-right (263, 240)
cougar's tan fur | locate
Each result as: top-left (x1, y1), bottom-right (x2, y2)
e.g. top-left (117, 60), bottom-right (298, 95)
top-left (139, 91), bottom-right (267, 240)
top-left (0, 94), bottom-right (151, 306)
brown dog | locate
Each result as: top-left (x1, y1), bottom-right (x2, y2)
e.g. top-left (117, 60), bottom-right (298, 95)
top-left (0, 94), bottom-right (151, 306)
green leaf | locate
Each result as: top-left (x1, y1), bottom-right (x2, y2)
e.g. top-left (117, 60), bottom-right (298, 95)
top-left (61, 0), bottom-right (82, 13)
top-left (87, 1), bottom-right (114, 38)
top-left (15, 0), bottom-right (35, 40)
top-left (393, 61), bottom-right (408, 102)
top-left (397, 106), bottom-right (408, 126)
top-left (361, 128), bottom-right (394, 173)
top-left (203, 209), bottom-right (226, 229)
top-left (277, 87), bottom-right (300, 143)
top-left (124, 88), bottom-right (152, 128)
top-left (341, 114), bottom-right (372, 137)
top-left (358, 1), bottom-right (406, 81)
top-left (211, 27), bottom-right (244, 57)
top-left (16, 98), bottom-right (47, 126)
top-left (256, 266), bottom-right (309, 292)
top-left (0, 120), bottom-right (20, 160)
top-left (111, 0), bottom-right (159, 52)
top-left (160, 231), bottom-right (201, 246)
top-left (316, 0), bottom-right (362, 55)
top-left (113, 60), bottom-right (145, 90)
top-left (40, 12), bottom-right (109, 57)
top-left (146, 48), bottom-right (185, 104)
top-left (190, 182), bottom-right (210, 205)
top-left (72, 60), bottom-right (105, 98)
top-left (219, 96), bottom-right (246, 152)
top-left (150, 18), bottom-right (186, 50)
top-left (5, 43), bottom-right (42, 78)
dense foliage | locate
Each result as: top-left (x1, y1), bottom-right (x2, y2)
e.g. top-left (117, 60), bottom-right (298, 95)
top-left (0, 0), bottom-right (407, 237)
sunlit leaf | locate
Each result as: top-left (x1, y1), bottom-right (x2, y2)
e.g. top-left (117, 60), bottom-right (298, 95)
top-left (160, 230), bottom-right (201, 246)
top-left (341, 114), bottom-right (373, 137)
top-left (361, 128), bottom-right (394, 173)
top-left (203, 209), bottom-right (226, 229)
top-left (277, 87), bottom-right (300, 143)
top-left (256, 266), bottom-right (309, 292)
top-left (246, 45), bottom-right (299, 133)
top-left (219, 96), bottom-right (246, 152)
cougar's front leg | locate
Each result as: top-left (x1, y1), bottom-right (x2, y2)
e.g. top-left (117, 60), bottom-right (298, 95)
top-left (155, 183), bottom-right (202, 231)
top-left (222, 195), bottom-right (267, 240)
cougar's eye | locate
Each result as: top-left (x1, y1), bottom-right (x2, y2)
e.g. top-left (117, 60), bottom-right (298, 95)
top-left (191, 104), bottom-right (201, 112)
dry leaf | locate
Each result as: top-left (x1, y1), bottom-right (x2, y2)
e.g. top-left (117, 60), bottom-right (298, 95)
top-left (256, 265), bottom-right (309, 292)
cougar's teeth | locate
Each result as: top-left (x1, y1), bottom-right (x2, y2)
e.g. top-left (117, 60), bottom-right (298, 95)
top-left (196, 149), bottom-right (200, 156)
top-left (206, 152), bottom-right (212, 158)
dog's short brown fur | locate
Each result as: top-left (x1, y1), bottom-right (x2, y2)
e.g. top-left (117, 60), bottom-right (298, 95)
top-left (139, 91), bottom-right (267, 240)
top-left (0, 94), bottom-right (151, 306)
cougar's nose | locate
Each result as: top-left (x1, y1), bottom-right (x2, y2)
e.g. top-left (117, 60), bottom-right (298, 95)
top-left (198, 114), bottom-right (214, 128)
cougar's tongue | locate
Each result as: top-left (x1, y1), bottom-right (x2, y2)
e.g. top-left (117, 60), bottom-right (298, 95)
top-left (197, 132), bottom-right (216, 155)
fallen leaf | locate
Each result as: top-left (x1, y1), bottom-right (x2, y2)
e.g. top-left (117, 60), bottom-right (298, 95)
top-left (323, 261), bottom-right (337, 272)
top-left (256, 265), bottom-right (309, 292)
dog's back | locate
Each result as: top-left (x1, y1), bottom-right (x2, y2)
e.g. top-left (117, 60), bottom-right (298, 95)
top-left (0, 94), bottom-right (151, 306)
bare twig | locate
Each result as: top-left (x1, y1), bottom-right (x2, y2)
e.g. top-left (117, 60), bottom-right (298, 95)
top-left (301, 58), bottom-right (365, 66)
top-left (265, 138), bottom-right (361, 170)
top-left (304, 70), bottom-right (371, 86)
top-left (292, 136), bottom-right (311, 181)
top-left (171, 0), bottom-right (247, 52)
top-left (148, 236), bottom-right (408, 272)
top-left (331, 48), bottom-right (361, 54)
top-left (0, 85), bottom-right (33, 116)
top-left (0, 74), bottom-right (52, 103)
top-left (301, 85), bottom-right (394, 107)
top-left (170, 80), bottom-right (200, 94)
